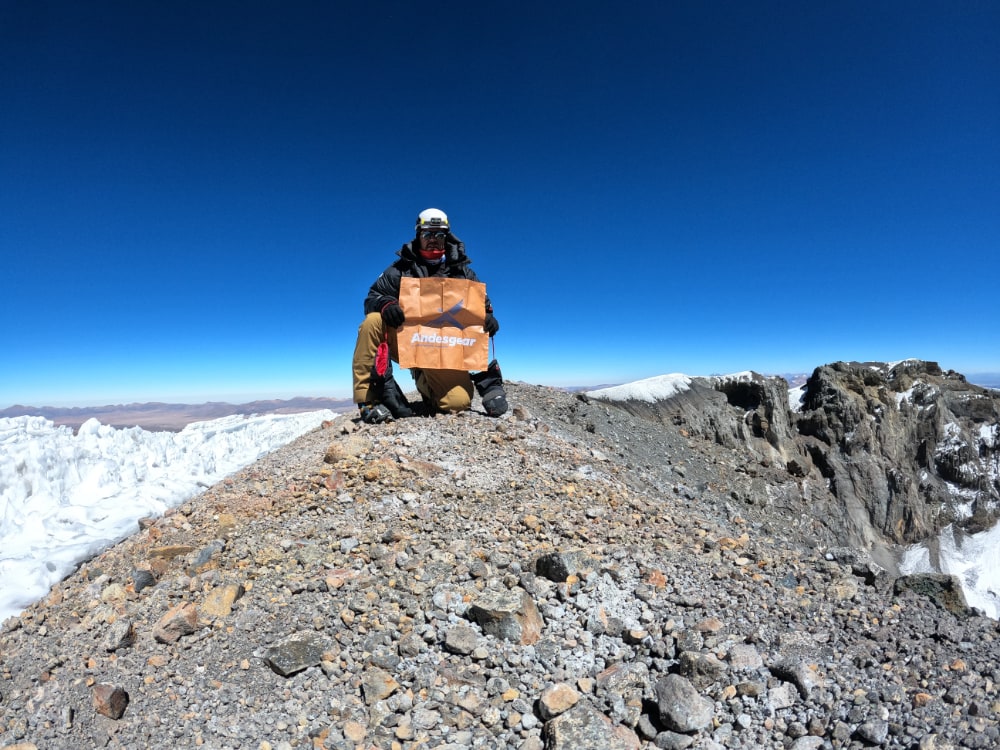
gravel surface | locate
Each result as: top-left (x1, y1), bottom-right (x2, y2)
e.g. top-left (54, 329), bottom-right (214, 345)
top-left (2, 382), bottom-right (998, 750)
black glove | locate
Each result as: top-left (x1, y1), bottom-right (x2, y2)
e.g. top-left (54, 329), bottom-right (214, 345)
top-left (484, 313), bottom-right (499, 337)
top-left (381, 300), bottom-right (405, 328)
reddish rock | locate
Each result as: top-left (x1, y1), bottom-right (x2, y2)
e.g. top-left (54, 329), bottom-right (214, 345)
top-left (92, 683), bottom-right (129, 719)
top-left (152, 602), bottom-right (199, 644)
top-left (538, 683), bottom-right (581, 719)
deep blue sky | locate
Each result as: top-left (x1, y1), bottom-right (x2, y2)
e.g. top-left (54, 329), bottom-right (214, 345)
top-left (2, 1), bottom-right (998, 407)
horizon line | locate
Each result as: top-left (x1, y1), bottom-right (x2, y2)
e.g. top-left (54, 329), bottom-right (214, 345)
top-left (5, 367), bottom-right (1000, 412)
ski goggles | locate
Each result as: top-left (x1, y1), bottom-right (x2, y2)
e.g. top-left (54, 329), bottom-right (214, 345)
top-left (420, 230), bottom-right (448, 239)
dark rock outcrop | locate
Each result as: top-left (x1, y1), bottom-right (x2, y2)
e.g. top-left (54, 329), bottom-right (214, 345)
top-left (798, 361), bottom-right (1000, 545)
top-left (590, 360), bottom-right (1000, 560)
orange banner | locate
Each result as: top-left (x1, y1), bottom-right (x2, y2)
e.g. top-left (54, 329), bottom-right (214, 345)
top-left (396, 278), bottom-right (489, 370)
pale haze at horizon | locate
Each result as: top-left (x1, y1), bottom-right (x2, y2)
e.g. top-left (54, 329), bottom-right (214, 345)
top-left (3, 3), bottom-right (997, 408)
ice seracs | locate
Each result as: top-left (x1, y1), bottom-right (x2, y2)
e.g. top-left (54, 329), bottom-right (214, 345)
top-left (0, 410), bottom-right (337, 623)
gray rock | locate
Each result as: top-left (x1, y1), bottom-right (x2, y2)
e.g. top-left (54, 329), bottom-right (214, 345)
top-left (398, 631), bottom-right (424, 657)
top-left (340, 536), bottom-right (360, 553)
top-left (466, 587), bottom-right (544, 645)
top-left (636, 714), bottom-right (659, 740)
top-left (412, 707), bottom-right (440, 730)
top-left (188, 540), bottom-right (225, 572)
top-left (727, 643), bottom-right (763, 670)
top-left (655, 673), bottom-right (713, 733)
top-left (654, 730), bottom-right (696, 749)
top-left (102, 618), bottom-right (134, 652)
top-left (262, 631), bottom-right (329, 677)
top-left (129, 568), bottom-right (156, 593)
top-left (544, 701), bottom-right (640, 750)
top-left (855, 718), bottom-right (890, 745)
top-left (534, 549), bottom-right (600, 583)
top-left (767, 683), bottom-right (797, 711)
top-left (443, 624), bottom-right (478, 655)
top-left (595, 661), bottom-right (650, 698)
top-left (770, 657), bottom-right (821, 698)
top-left (678, 650), bottom-right (727, 688)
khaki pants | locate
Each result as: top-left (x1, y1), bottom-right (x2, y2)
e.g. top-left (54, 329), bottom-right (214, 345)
top-left (352, 313), bottom-right (474, 413)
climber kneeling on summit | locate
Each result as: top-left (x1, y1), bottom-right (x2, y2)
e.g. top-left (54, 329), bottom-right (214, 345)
top-left (350, 208), bottom-right (507, 424)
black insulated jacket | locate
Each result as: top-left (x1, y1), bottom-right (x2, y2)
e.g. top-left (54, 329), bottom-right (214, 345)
top-left (363, 235), bottom-right (493, 316)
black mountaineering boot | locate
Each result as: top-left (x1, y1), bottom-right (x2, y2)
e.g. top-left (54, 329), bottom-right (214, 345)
top-left (472, 359), bottom-right (508, 417)
top-left (359, 403), bottom-right (393, 424)
top-left (370, 359), bottom-right (413, 419)
top-left (380, 375), bottom-right (414, 419)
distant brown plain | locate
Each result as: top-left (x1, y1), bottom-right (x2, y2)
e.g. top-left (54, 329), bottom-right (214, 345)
top-left (0, 397), bottom-right (356, 432)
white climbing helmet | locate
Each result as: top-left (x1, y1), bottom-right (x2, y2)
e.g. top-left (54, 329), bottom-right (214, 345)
top-left (415, 208), bottom-right (450, 232)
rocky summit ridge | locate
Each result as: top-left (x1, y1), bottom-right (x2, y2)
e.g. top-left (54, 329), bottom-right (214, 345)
top-left (2, 361), bottom-right (1000, 750)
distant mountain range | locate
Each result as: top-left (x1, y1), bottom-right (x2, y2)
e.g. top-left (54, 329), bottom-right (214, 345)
top-left (0, 397), bottom-right (356, 432)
